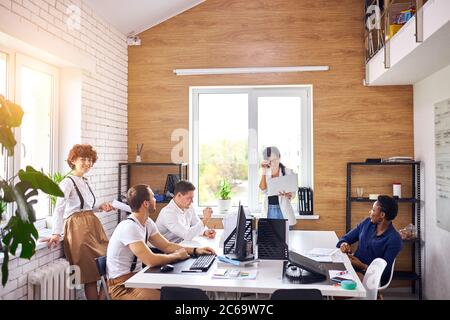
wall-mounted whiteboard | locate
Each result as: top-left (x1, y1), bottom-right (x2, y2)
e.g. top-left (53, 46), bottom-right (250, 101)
top-left (435, 98), bottom-right (450, 232)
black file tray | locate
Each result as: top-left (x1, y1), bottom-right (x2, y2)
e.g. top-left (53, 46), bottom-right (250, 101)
top-left (223, 219), bottom-right (253, 255)
top-left (257, 219), bottom-right (288, 260)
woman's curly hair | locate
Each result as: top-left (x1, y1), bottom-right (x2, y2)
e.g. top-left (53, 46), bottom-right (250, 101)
top-left (66, 144), bottom-right (98, 169)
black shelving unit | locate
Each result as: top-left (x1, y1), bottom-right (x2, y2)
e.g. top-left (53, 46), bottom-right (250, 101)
top-left (117, 162), bottom-right (188, 223)
top-left (346, 161), bottom-right (422, 300)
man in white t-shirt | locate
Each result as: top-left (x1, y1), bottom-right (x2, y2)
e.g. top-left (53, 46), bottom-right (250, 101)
top-left (106, 184), bottom-right (215, 300)
top-left (156, 180), bottom-right (216, 243)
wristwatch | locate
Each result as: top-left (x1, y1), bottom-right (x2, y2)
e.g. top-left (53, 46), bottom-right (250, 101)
top-left (192, 247), bottom-right (198, 258)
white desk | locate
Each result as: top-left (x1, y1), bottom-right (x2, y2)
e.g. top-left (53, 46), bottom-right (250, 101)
top-left (125, 230), bottom-right (367, 298)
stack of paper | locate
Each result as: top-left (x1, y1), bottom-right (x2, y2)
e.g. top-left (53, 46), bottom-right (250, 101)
top-left (217, 255), bottom-right (260, 267)
top-left (112, 200), bottom-right (132, 213)
top-left (212, 268), bottom-right (257, 280)
top-left (305, 248), bottom-right (342, 263)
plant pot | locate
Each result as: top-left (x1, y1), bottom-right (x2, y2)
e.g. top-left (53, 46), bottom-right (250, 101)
top-left (217, 199), bottom-right (232, 214)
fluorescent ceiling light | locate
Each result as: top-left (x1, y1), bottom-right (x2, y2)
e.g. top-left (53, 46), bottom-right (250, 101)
top-left (173, 66), bottom-right (329, 75)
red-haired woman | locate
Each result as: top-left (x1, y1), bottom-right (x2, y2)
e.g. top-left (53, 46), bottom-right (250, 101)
top-left (45, 144), bottom-right (113, 300)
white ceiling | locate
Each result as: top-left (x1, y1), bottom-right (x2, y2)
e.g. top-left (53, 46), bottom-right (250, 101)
top-left (84, 0), bottom-right (205, 36)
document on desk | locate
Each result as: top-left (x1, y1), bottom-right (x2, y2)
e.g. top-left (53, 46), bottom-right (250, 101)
top-left (219, 212), bottom-right (238, 248)
top-left (112, 200), bottom-right (131, 213)
top-left (266, 174), bottom-right (298, 196)
top-left (212, 268), bottom-right (257, 280)
top-left (305, 248), bottom-right (343, 263)
top-left (329, 270), bottom-right (354, 281)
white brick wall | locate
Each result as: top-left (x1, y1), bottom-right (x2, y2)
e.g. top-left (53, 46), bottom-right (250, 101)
top-left (0, 245), bottom-right (65, 300)
top-left (0, 0), bottom-right (128, 299)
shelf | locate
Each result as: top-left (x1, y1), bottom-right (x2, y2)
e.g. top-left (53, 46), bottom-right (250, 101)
top-left (350, 197), bottom-right (419, 203)
top-left (117, 162), bottom-right (189, 224)
top-left (348, 161), bottom-right (420, 166)
top-left (346, 158), bottom-right (422, 299)
top-left (393, 271), bottom-right (421, 281)
top-left (119, 162), bottom-right (188, 166)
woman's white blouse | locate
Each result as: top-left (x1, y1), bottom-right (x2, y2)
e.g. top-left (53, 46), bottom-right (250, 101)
top-left (51, 175), bottom-right (100, 235)
top-left (261, 167), bottom-right (297, 226)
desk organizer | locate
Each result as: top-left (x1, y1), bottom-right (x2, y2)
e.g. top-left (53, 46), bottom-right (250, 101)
top-left (223, 219), bottom-right (253, 255)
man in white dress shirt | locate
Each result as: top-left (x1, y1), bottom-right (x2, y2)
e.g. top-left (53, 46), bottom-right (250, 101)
top-left (156, 180), bottom-right (216, 243)
top-left (106, 184), bottom-right (215, 300)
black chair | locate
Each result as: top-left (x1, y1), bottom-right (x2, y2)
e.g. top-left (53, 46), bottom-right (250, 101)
top-left (160, 287), bottom-right (209, 300)
top-left (95, 256), bottom-right (111, 300)
top-left (270, 289), bottom-right (323, 300)
top-left (298, 187), bottom-right (314, 215)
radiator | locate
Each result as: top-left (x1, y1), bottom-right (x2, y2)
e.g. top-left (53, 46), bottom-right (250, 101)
top-left (28, 259), bottom-right (76, 300)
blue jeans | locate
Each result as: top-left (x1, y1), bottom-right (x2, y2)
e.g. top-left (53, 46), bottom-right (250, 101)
top-left (267, 205), bottom-right (284, 219)
top-left (267, 205), bottom-right (294, 230)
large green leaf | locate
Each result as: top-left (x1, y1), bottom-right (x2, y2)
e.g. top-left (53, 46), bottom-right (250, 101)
top-left (0, 199), bottom-right (6, 221)
top-left (2, 216), bottom-right (38, 285)
top-left (13, 181), bottom-right (37, 222)
top-left (4, 217), bottom-right (38, 257)
top-left (0, 95), bottom-right (24, 127)
top-left (47, 171), bottom-right (70, 208)
top-left (1, 247), bottom-right (9, 286)
top-left (0, 127), bottom-right (17, 156)
top-left (0, 181), bottom-right (14, 203)
top-left (19, 166), bottom-right (64, 197)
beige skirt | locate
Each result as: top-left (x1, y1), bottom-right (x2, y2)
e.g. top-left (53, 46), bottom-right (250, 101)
top-left (63, 211), bottom-right (109, 284)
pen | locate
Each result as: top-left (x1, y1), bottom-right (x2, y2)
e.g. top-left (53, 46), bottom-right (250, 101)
top-left (181, 270), bottom-right (203, 273)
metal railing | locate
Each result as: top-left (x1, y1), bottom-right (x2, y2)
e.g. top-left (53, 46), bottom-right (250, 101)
top-left (364, 0), bottom-right (427, 70)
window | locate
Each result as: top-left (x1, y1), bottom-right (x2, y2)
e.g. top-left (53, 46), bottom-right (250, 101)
top-left (191, 86), bottom-right (312, 213)
top-left (197, 93), bottom-right (248, 206)
top-left (15, 54), bottom-right (59, 220)
top-left (0, 52), bottom-right (7, 183)
top-left (0, 52), bottom-right (8, 225)
top-left (0, 52), bottom-right (59, 220)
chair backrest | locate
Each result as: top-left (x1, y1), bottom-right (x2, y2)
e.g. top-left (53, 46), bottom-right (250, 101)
top-left (362, 258), bottom-right (387, 300)
top-left (160, 287), bottom-right (209, 300)
top-left (95, 256), bottom-right (111, 300)
top-left (378, 258), bottom-right (396, 291)
top-left (270, 289), bottom-right (323, 300)
top-left (298, 187), bottom-right (314, 215)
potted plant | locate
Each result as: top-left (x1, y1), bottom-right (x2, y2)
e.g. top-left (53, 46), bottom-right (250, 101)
top-left (216, 179), bottom-right (232, 214)
top-left (0, 95), bottom-right (63, 286)
top-left (45, 171), bottom-right (70, 229)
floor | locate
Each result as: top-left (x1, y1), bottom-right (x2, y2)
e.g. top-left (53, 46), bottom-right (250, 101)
top-left (382, 287), bottom-right (419, 300)
top-left (77, 286), bottom-right (421, 300)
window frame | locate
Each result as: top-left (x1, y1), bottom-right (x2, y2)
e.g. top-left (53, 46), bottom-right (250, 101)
top-left (0, 48), bottom-right (15, 181)
top-left (190, 85), bottom-right (313, 213)
top-left (0, 48), bottom-right (15, 224)
top-left (1, 52), bottom-right (60, 221)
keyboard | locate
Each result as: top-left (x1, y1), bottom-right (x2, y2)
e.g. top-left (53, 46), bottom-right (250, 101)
top-left (189, 255), bottom-right (216, 271)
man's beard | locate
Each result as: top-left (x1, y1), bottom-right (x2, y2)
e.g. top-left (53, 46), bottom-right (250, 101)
top-left (147, 206), bottom-right (155, 215)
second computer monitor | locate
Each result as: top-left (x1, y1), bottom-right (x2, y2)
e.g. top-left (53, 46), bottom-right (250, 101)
top-left (234, 204), bottom-right (254, 261)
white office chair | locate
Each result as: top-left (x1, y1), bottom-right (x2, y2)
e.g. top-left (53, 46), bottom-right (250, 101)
top-left (362, 258), bottom-right (387, 300)
top-left (378, 258), bottom-right (396, 292)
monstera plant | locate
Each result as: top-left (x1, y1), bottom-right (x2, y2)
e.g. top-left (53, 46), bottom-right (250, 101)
top-left (0, 95), bottom-right (64, 286)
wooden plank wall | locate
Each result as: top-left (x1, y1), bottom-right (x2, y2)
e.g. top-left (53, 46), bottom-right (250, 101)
top-left (128, 0), bottom-right (414, 273)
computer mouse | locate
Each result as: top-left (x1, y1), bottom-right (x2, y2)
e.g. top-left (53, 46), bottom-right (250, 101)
top-left (160, 264), bottom-right (174, 273)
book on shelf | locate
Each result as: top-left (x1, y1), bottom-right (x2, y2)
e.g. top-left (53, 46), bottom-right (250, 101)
top-left (381, 156), bottom-right (415, 163)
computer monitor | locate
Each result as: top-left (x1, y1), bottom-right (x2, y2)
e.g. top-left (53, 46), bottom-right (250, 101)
top-left (231, 204), bottom-right (254, 261)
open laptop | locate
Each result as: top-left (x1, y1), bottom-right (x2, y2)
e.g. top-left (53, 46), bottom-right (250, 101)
top-left (267, 173), bottom-right (298, 197)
